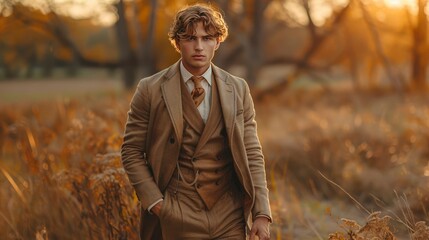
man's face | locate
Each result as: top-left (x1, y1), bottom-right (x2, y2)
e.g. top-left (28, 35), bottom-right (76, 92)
top-left (176, 21), bottom-right (220, 76)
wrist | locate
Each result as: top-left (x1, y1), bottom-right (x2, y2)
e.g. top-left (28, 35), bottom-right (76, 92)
top-left (255, 215), bottom-right (272, 223)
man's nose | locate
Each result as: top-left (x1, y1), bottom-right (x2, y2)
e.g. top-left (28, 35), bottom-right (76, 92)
top-left (195, 39), bottom-right (203, 50)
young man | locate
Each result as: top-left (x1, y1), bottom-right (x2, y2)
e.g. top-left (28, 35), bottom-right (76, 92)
top-left (121, 4), bottom-right (272, 240)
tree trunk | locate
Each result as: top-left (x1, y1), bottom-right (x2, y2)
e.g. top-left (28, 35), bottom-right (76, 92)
top-left (25, 49), bottom-right (37, 78)
top-left (411, 0), bottom-right (428, 90)
top-left (246, 0), bottom-right (266, 86)
top-left (358, 0), bottom-right (403, 91)
top-left (115, 0), bottom-right (136, 89)
top-left (131, 0), bottom-right (145, 77)
top-left (66, 51), bottom-right (79, 77)
top-left (212, 0), bottom-right (272, 86)
top-left (211, 0), bottom-right (242, 70)
top-left (142, 0), bottom-right (158, 76)
top-left (42, 43), bottom-right (54, 78)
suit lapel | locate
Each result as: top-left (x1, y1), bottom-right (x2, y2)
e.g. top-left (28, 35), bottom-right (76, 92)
top-left (213, 65), bottom-right (235, 144)
top-left (161, 61), bottom-right (183, 145)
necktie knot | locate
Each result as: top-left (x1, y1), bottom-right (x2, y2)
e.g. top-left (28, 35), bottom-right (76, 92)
top-left (190, 76), bottom-right (205, 107)
top-left (191, 76), bottom-right (204, 87)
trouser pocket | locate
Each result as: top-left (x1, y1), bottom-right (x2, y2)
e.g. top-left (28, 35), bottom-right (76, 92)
top-left (160, 191), bottom-right (184, 240)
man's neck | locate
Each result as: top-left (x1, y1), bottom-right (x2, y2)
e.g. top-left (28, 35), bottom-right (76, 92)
top-left (181, 63), bottom-right (210, 76)
top-left (180, 61), bottom-right (212, 85)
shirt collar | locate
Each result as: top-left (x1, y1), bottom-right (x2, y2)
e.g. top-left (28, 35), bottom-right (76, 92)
top-left (180, 61), bottom-right (212, 86)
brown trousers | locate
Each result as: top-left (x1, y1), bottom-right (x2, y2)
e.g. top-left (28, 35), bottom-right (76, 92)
top-left (158, 177), bottom-right (246, 240)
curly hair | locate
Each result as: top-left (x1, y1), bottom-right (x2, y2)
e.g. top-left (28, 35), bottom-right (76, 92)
top-left (168, 4), bottom-right (228, 52)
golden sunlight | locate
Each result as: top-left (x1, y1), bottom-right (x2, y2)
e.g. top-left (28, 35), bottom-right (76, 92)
top-left (19, 0), bottom-right (117, 26)
top-left (383, 0), bottom-right (416, 8)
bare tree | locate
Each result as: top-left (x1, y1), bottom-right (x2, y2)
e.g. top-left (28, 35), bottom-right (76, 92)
top-left (11, 0), bottom-right (119, 68)
top-left (3, 0), bottom-right (143, 86)
top-left (211, 0), bottom-right (272, 85)
top-left (246, 0), bottom-right (271, 85)
top-left (256, 0), bottom-right (351, 100)
top-left (411, 0), bottom-right (428, 90)
top-left (355, 0), bottom-right (404, 91)
top-left (142, 0), bottom-right (158, 76)
top-left (131, 0), bottom-right (145, 76)
top-left (3, 0), bottom-right (119, 71)
top-left (115, 0), bottom-right (136, 89)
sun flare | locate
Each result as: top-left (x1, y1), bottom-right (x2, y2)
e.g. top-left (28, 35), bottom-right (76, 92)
top-left (385, 0), bottom-right (405, 7)
top-left (383, 0), bottom-right (416, 8)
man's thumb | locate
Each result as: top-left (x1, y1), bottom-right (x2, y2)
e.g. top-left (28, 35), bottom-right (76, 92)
top-left (249, 228), bottom-right (257, 240)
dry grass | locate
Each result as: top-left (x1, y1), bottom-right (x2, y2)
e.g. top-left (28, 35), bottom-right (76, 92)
top-left (0, 88), bottom-right (428, 239)
top-left (0, 94), bottom-right (138, 239)
top-left (258, 89), bottom-right (429, 239)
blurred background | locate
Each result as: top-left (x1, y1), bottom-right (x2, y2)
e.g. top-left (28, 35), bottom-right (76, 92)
top-left (0, 0), bottom-right (429, 239)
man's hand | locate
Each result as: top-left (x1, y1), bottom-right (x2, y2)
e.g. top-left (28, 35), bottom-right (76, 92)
top-left (151, 201), bottom-right (163, 217)
top-left (250, 217), bottom-right (270, 240)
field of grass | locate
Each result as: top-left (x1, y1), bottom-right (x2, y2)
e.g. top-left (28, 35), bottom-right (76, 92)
top-left (0, 84), bottom-right (429, 239)
top-left (257, 89), bottom-right (429, 239)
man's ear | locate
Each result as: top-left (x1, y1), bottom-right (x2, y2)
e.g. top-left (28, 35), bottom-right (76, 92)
top-left (175, 39), bottom-right (181, 51)
top-left (214, 38), bottom-right (221, 51)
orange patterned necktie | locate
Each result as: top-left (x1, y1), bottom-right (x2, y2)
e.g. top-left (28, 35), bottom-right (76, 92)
top-left (190, 76), bottom-right (205, 107)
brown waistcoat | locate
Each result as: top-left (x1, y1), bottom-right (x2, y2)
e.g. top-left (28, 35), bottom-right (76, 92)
top-left (178, 74), bottom-right (238, 209)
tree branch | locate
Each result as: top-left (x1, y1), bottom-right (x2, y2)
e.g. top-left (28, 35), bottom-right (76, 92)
top-left (12, 2), bottom-right (119, 68)
top-left (255, 1), bottom-right (351, 100)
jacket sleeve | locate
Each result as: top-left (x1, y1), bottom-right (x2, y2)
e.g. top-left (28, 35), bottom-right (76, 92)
top-left (121, 79), bottom-right (163, 211)
top-left (242, 81), bottom-right (272, 221)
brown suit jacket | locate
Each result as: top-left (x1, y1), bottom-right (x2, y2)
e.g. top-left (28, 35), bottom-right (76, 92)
top-left (121, 61), bottom-right (271, 239)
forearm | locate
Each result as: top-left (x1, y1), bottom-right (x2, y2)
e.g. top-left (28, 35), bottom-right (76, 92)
top-left (245, 130), bottom-right (271, 220)
top-left (242, 83), bottom-right (272, 221)
top-left (121, 146), bottom-right (163, 210)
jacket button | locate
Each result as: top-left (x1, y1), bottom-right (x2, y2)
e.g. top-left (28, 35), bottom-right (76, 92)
top-left (192, 157), bottom-right (196, 162)
top-left (169, 137), bottom-right (175, 144)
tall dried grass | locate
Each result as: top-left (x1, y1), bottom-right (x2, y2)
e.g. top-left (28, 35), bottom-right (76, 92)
top-left (258, 89), bottom-right (429, 239)
top-left (0, 95), bottom-right (138, 239)
top-left (0, 89), bottom-right (428, 239)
